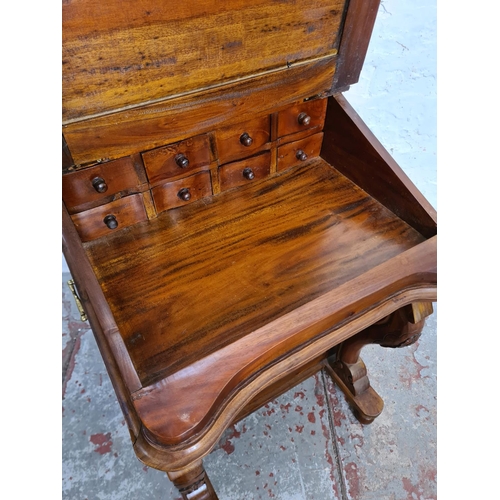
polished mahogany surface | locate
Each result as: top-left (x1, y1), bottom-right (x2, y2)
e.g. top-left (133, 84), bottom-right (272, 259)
top-left (84, 159), bottom-right (425, 387)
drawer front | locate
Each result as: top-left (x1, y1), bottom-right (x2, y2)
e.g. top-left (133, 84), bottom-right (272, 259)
top-left (71, 194), bottom-right (148, 242)
top-left (277, 133), bottom-right (324, 172)
top-left (215, 115), bottom-right (270, 164)
top-left (219, 152), bottom-right (271, 192)
top-left (277, 99), bottom-right (327, 138)
top-left (151, 171), bottom-right (213, 213)
top-left (142, 134), bottom-right (211, 185)
top-left (62, 157), bottom-right (142, 212)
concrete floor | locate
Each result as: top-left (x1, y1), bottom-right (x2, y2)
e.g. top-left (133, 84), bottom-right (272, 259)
top-left (62, 276), bottom-right (436, 500)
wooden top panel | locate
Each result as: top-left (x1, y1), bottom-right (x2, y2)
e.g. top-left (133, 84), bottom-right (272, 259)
top-left (63, 0), bottom-right (346, 122)
top-left (84, 159), bottom-right (425, 387)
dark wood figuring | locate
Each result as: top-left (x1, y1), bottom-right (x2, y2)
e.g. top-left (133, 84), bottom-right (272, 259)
top-left (71, 194), bottom-right (148, 242)
top-left (321, 95), bottom-right (437, 238)
top-left (62, 57), bottom-right (337, 165)
top-left (84, 159), bottom-right (427, 388)
top-left (142, 135), bottom-right (212, 186)
top-left (131, 237), bottom-right (435, 454)
top-left (215, 115), bottom-right (271, 164)
top-left (62, 156), bottom-right (146, 213)
top-left (151, 171), bottom-right (213, 214)
top-left (277, 132), bottom-right (324, 172)
top-left (63, 0), bottom-right (345, 122)
top-left (218, 152), bottom-right (271, 191)
top-left (63, 203), bottom-right (143, 412)
top-left (277, 98), bottom-right (328, 138)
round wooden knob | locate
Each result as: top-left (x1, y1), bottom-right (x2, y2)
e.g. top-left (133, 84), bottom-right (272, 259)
top-left (240, 133), bottom-right (253, 147)
top-left (92, 177), bottom-right (108, 193)
top-left (175, 154), bottom-right (189, 168)
top-left (178, 188), bottom-right (191, 201)
top-left (103, 215), bottom-right (118, 229)
top-left (296, 150), bottom-right (308, 161)
top-left (297, 112), bottom-right (311, 126)
top-left (242, 168), bottom-right (255, 180)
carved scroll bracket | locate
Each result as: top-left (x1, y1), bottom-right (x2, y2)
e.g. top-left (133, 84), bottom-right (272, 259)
top-left (326, 302), bottom-right (433, 424)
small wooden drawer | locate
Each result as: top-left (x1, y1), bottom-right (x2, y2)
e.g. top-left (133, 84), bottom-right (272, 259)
top-left (277, 99), bottom-right (328, 138)
top-left (151, 171), bottom-right (212, 213)
top-left (70, 194), bottom-right (148, 242)
top-left (62, 157), bottom-right (143, 212)
top-left (219, 152), bottom-right (271, 192)
top-left (142, 134), bottom-right (211, 185)
top-left (277, 133), bottom-right (324, 172)
top-left (215, 115), bottom-right (270, 164)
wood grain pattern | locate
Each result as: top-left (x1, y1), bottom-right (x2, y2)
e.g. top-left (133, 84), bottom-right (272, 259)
top-left (277, 98), bottom-right (327, 138)
top-left (62, 203), bottom-right (142, 405)
top-left (71, 194), bottom-right (148, 242)
top-left (142, 134), bottom-right (211, 186)
top-left (84, 159), bottom-right (426, 388)
top-left (277, 132), bottom-right (324, 172)
top-left (215, 115), bottom-right (270, 164)
top-left (62, 0), bottom-right (345, 122)
top-left (61, 0), bottom-right (438, 486)
top-left (218, 152), bottom-right (271, 191)
top-left (151, 171), bottom-right (213, 214)
top-left (131, 237), bottom-right (436, 448)
top-left (62, 57), bottom-right (336, 165)
top-left (63, 156), bottom-right (145, 212)
top-left (321, 94), bottom-right (437, 237)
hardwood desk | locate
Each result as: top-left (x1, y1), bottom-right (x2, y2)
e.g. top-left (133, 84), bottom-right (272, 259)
top-left (62, 1), bottom-right (436, 498)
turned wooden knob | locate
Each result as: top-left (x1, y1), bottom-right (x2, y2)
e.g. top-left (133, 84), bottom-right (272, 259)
top-left (296, 150), bottom-right (308, 161)
top-left (297, 112), bottom-right (311, 126)
top-left (242, 167), bottom-right (255, 180)
top-left (175, 154), bottom-right (189, 168)
top-left (240, 133), bottom-right (253, 147)
top-left (92, 177), bottom-right (108, 193)
top-left (103, 215), bottom-right (118, 229)
top-left (178, 188), bottom-right (191, 201)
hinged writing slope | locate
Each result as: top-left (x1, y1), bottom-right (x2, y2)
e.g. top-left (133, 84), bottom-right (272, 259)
top-left (63, 0), bottom-right (346, 123)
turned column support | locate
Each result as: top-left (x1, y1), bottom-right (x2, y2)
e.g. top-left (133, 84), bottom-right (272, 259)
top-left (167, 460), bottom-right (219, 500)
top-left (325, 302), bottom-right (433, 424)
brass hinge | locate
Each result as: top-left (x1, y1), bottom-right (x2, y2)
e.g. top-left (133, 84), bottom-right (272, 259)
top-left (67, 279), bottom-right (87, 322)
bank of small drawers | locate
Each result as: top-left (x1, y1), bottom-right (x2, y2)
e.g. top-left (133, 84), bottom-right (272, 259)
top-left (63, 98), bottom-right (327, 241)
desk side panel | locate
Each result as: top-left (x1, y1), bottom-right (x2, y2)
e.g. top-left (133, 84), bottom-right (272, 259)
top-left (321, 94), bottom-right (437, 237)
top-left (62, 204), bottom-right (143, 438)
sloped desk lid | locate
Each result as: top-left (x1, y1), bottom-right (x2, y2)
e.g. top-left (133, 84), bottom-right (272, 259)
top-left (63, 0), bottom-right (346, 124)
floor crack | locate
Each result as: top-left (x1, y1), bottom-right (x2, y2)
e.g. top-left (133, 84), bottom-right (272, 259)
top-left (321, 368), bottom-right (349, 500)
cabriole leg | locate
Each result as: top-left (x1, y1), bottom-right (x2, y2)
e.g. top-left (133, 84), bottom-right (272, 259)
top-left (167, 460), bottom-right (218, 500)
top-left (325, 302), bottom-right (433, 424)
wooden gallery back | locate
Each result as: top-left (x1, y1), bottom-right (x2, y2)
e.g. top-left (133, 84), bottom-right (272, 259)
top-left (62, 1), bottom-right (437, 498)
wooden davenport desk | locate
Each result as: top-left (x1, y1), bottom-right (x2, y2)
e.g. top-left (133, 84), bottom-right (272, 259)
top-left (62, 1), bottom-right (436, 498)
